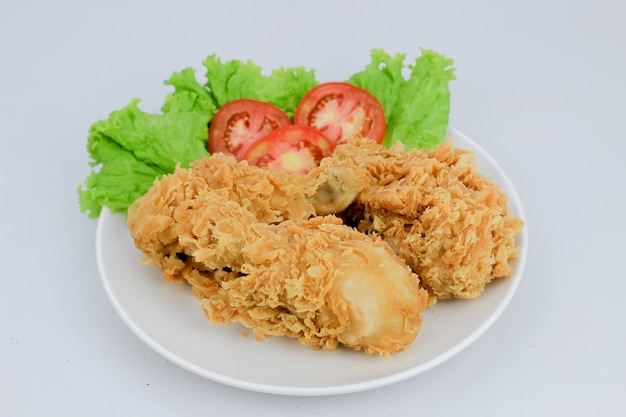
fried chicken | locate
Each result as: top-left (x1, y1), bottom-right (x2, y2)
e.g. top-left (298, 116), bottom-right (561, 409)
top-left (316, 138), bottom-right (525, 301)
top-left (126, 136), bottom-right (523, 355)
top-left (127, 156), bottom-right (428, 356)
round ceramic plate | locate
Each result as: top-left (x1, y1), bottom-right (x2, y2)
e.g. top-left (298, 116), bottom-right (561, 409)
top-left (96, 126), bottom-right (528, 396)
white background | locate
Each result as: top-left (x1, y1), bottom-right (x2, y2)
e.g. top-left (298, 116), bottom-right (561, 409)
top-left (1, 0), bottom-right (625, 415)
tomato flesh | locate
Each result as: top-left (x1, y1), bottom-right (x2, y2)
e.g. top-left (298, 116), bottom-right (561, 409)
top-left (208, 99), bottom-right (291, 159)
top-left (294, 82), bottom-right (386, 145)
top-left (241, 125), bottom-right (333, 174)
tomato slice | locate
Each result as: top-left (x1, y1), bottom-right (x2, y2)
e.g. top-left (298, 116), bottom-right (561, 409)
top-left (208, 99), bottom-right (291, 159)
top-left (241, 125), bottom-right (334, 174)
top-left (294, 82), bottom-right (386, 145)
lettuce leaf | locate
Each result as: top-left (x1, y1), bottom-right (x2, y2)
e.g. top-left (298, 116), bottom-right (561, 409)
top-left (348, 48), bottom-right (455, 150)
top-left (78, 137), bottom-right (163, 218)
top-left (203, 55), bottom-right (317, 118)
top-left (346, 49), bottom-right (407, 126)
top-left (78, 68), bottom-right (214, 218)
top-left (78, 57), bottom-right (318, 218)
top-left (79, 50), bottom-right (454, 219)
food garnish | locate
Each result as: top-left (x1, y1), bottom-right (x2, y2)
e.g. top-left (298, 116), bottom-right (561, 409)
top-left (240, 125), bottom-right (334, 174)
top-left (293, 81), bottom-right (386, 146)
top-left (208, 99), bottom-right (291, 159)
top-left (78, 49), bottom-right (455, 218)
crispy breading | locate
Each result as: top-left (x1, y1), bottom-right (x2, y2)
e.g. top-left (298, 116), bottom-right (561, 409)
top-left (324, 138), bottom-right (525, 301)
top-left (127, 154), bottom-right (316, 282)
top-left (127, 138), bottom-right (523, 354)
top-left (127, 156), bottom-right (428, 356)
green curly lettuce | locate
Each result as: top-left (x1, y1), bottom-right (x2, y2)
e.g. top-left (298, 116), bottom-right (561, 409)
top-left (203, 55), bottom-right (317, 117)
top-left (78, 49), bottom-right (455, 218)
top-left (78, 68), bottom-right (215, 218)
top-left (78, 58), bottom-right (318, 218)
top-left (348, 48), bottom-right (456, 150)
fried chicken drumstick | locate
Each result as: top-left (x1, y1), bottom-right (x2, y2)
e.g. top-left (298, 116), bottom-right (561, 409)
top-left (127, 155), bottom-right (428, 356)
top-left (308, 138), bottom-right (525, 301)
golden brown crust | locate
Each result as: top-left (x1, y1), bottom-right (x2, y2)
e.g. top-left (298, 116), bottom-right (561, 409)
top-left (127, 156), bottom-right (428, 356)
top-left (326, 138), bottom-right (524, 300)
top-left (126, 138), bottom-right (523, 354)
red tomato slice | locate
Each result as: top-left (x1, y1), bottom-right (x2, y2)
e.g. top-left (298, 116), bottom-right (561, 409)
top-left (208, 99), bottom-right (291, 159)
top-left (241, 125), bottom-right (334, 174)
top-left (294, 82), bottom-right (386, 145)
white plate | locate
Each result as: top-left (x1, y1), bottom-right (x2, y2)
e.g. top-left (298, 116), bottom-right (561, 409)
top-left (96, 126), bottom-right (528, 396)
